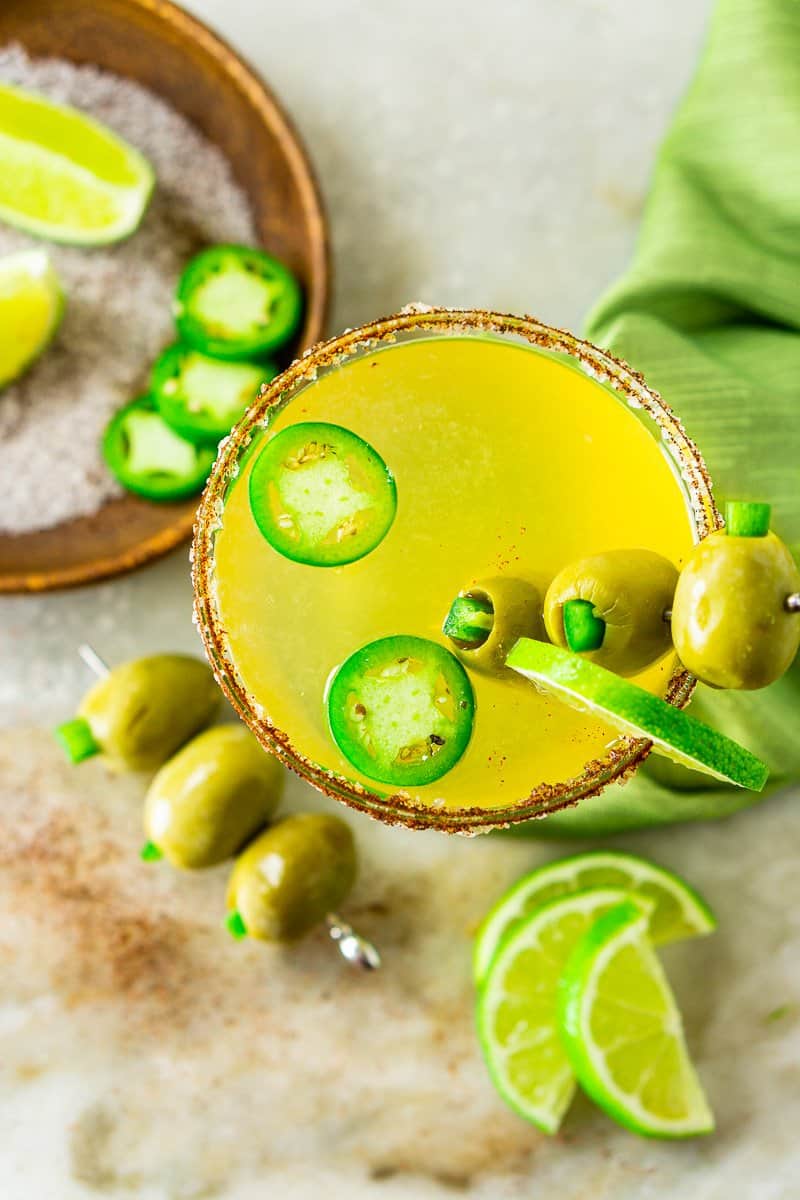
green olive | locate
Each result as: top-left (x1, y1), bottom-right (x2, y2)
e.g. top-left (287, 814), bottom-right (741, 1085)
top-left (78, 654), bottom-right (219, 770)
top-left (544, 549), bottom-right (678, 676)
top-left (450, 577), bottom-right (543, 672)
top-left (672, 530), bottom-right (800, 689)
top-left (143, 725), bottom-right (283, 868)
top-left (226, 813), bottom-right (357, 943)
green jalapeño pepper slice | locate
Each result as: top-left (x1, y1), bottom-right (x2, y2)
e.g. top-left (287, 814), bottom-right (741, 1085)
top-left (249, 422), bottom-right (397, 566)
top-left (151, 342), bottom-right (276, 446)
top-left (327, 635), bottom-right (475, 787)
top-left (724, 500), bottom-right (772, 539)
top-left (174, 244), bottom-right (302, 360)
top-left (442, 594), bottom-right (494, 648)
top-left (102, 395), bottom-right (215, 501)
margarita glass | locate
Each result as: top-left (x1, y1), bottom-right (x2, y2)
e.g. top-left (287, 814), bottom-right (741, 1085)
top-left (193, 309), bottom-right (717, 833)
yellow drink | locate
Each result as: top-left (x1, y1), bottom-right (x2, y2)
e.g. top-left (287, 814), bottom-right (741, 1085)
top-left (195, 311), bottom-right (713, 832)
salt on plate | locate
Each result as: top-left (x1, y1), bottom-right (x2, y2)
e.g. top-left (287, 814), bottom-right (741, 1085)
top-left (0, 44), bottom-right (257, 535)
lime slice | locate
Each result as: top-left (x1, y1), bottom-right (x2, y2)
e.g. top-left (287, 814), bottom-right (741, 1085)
top-left (507, 639), bottom-right (768, 791)
top-left (559, 899), bottom-right (714, 1138)
top-left (0, 249), bottom-right (63, 388)
top-left (477, 887), bottom-right (647, 1134)
top-left (0, 83), bottom-right (154, 245)
top-left (473, 850), bottom-right (716, 986)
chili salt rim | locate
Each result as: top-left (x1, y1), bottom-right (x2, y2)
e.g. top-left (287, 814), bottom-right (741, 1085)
top-left (192, 307), bottom-right (720, 835)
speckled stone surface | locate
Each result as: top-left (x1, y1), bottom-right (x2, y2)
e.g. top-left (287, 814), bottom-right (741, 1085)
top-left (3, 1), bottom-right (799, 1196)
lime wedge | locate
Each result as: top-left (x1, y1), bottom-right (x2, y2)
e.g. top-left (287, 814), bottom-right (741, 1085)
top-left (559, 899), bottom-right (714, 1138)
top-left (507, 639), bottom-right (768, 791)
top-left (0, 249), bottom-right (63, 387)
top-left (0, 83), bottom-right (154, 245)
top-left (473, 850), bottom-right (716, 986)
top-left (477, 887), bottom-right (647, 1134)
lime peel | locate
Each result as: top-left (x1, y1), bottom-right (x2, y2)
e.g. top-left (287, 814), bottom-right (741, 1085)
top-left (507, 639), bottom-right (768, 791)
top-left (558, 899), bottom-right (715, 1139)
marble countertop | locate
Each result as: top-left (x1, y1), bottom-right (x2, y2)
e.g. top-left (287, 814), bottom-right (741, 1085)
top-left (3, 1), bottom-right (798, 1196)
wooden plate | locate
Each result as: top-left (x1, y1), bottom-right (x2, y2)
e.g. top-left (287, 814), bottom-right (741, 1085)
top-left (0, 0), bottom-right (329, 593)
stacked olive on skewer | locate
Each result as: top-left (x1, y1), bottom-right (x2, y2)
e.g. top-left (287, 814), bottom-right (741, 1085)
top-left (444, 501), bottom-right (799, 693)
top-left (434, 500), bottom-right (799, 791)
top-left (55, 648), bottom-right (376, 967)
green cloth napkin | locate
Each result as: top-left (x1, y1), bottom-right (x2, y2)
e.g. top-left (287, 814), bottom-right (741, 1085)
top-left (527, 0), bottom-right (800, 837)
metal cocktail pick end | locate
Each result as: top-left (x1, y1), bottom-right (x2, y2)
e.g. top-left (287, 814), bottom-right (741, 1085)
top-left (77, 644), bottom-right (382, 972)
top-left (668, 597), bottom-right (800, 616)
top-left (326, 914), bottom-right (381, 971)
top-left (667, 597), bottom-right (800, 625)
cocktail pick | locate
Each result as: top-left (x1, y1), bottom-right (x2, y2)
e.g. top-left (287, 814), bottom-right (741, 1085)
top-left (326, 914), bottom-right (381, 970)
top-left (668, 596), bottom-right (800, 619)
top-left (78, 642), bottom-right (112, 678)
top-left (76, 644), bottom-right (381, 972)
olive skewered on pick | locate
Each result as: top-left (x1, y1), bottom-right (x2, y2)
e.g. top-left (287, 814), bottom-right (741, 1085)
top-left (62, 646), bottom-right (380, 969)
top-left (225, 813), bottom-right (358, 944)
top-left (55, 645), bottom-right (219, 769)
top-left (544, 549), bottom-right (678, 676)
top-left (141, 725), bottom-right (284, 868)
top-left (672, 502), bottom-right (800, 690)
top-left (442, 576), bottom-right (543, 672)
top-left (144, 746), bottom-right (378, 966)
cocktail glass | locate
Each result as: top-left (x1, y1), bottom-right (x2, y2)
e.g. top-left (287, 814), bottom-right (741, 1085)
top-left (193, 308), bottom-right (717, 833)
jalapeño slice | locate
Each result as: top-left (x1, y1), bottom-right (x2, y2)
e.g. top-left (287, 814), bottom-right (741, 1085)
top-left (327, 636), bottom-right (475, 787)
top-left (54, 717), bottom-right (100, 764)
top-left (249, 422), bottom-right (397, 566)
top-left (102, 395), bottom-right (215, 501)
top-left (724, 500), bottom-right (772, 538)
top-left (151, 342), bottom-right (275, 446)
top-left (174, 244), bottom-right (302, 360)
top-left (442, 594), bottom-right (494, 648)
top-left (562, 598), bottom-right (606, 653)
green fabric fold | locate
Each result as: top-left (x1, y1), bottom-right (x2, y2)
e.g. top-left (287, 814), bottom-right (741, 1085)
top-left (525, 0), bottom-right (800, 837)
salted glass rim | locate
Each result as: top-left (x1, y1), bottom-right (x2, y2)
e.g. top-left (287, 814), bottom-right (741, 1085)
top-left (192, 307), bottom-right (719, 835)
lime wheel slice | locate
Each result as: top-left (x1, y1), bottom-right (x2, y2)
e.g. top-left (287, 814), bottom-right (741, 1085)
top-left (506, 640), bottom-right (768, 791)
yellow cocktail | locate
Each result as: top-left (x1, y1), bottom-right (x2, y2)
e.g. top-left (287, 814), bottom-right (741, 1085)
top-left (193, 310), bottom-right (715, 831)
